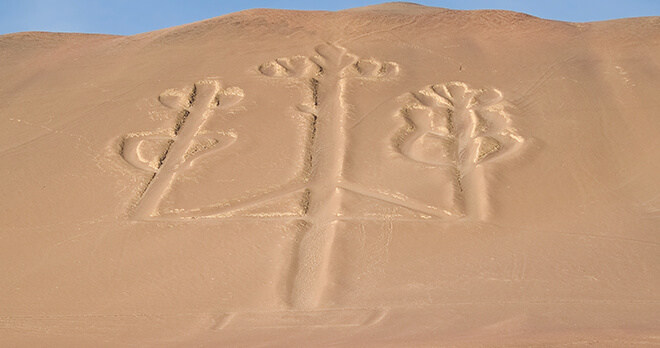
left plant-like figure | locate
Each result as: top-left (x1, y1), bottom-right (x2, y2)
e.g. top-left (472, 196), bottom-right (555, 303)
top-left (120, 80), bottom-right (244, 220)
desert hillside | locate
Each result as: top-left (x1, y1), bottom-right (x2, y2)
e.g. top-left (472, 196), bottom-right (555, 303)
top-left (1, 3), bottom-right (659, 347)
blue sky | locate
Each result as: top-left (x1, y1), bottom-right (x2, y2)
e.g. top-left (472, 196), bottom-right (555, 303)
top-left (1, 0), bottom-right (659, 36)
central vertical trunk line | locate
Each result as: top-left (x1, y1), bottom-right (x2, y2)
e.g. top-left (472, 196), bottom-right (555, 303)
top-left (454, 98), bottom-right (485, 221)
top-left (290, 72), bottom-right (348, 309)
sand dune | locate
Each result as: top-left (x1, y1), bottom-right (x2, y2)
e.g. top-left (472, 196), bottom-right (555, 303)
top-left (1, 3), bottom-right (659, 346)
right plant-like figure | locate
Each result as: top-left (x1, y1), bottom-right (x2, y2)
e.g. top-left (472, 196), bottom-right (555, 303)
top-left (399, 82), bottom-right (525, 220)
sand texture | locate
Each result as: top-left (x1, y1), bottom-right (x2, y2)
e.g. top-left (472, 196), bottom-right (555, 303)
top-left (1, 3), bottom-right (659, 346)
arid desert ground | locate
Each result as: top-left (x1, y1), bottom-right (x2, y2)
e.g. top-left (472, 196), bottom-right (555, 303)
top-left (1, 3), bottom-right (659, 347)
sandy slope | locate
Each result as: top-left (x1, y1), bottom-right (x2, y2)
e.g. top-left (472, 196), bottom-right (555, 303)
top-left (1, 3), bottom-right (659, 346)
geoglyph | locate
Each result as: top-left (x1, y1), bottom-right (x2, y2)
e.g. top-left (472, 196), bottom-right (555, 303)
top-left (118, 43), bottom-right (525, 309)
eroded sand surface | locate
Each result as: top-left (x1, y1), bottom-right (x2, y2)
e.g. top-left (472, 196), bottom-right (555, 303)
top-left (1, 3), bottom-right (659, 346)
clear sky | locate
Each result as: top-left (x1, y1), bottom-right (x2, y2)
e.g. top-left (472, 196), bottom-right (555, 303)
top-left (1, 0), bottom-right (659, 36)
